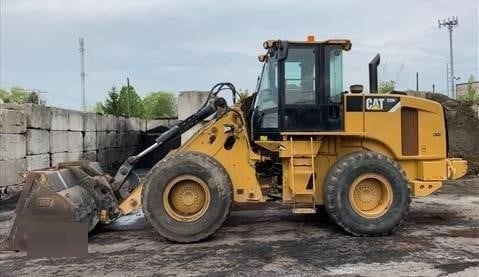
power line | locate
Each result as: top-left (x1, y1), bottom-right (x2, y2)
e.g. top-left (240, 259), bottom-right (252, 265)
top-left (438, 16), bottom-right (459, 98)
top-left (79, 37), bottom-right (86, 112)
top-left (0, 0), bottom-right (6, 90)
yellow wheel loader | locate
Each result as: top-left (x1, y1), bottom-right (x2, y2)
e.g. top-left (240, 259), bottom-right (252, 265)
top-left (0, 36), bottom-right (467, 249)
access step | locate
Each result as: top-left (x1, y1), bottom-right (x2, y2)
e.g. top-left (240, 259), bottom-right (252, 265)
top-left (292, 207), bottom-right (317, 214)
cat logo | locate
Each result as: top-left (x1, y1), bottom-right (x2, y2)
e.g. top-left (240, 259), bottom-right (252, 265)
top-left (364, 97), bottom-right (401, 112)
top-left (366, 98), bottom-right (385, 110)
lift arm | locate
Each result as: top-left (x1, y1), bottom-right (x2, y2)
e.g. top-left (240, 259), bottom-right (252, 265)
top-left (111, 96), bottom-right (224, 193)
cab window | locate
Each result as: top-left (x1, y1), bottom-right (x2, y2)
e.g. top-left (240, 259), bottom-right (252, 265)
top-left (284, 48), bottom-right (316, 105)
top-left (254, 60), bottom-right (278, 128)
top-left (328, 47), bottom-right (343, 103)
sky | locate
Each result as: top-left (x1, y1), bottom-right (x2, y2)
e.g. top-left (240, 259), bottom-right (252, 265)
top-left (0, 0), bottom-right (478, 110)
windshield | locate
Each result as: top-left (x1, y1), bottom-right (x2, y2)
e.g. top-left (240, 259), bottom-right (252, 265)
top-left (254, 58), bottom-right (278, 111)
top-left (253, 58), bottom-right (278, 128)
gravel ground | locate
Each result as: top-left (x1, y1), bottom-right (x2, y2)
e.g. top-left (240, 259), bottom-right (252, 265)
top-left (0, 178), bottom-right (478, 276)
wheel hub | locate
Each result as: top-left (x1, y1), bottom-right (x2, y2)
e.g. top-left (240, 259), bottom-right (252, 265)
top-left (163, 175), bottom-right (211, 222)
top-left (354, 183), bottom-right (378, 204)
top-left (349, 174), bottom-right (393, 218)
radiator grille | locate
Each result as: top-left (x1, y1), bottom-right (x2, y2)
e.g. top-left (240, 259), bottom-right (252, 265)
top-left (401, 108), bottom-right (418, 156)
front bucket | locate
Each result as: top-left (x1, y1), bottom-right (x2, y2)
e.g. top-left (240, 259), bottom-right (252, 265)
top-left (0, 162), bottom-right (107, 252)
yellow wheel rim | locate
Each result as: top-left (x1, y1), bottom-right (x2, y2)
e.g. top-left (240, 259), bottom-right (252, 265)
top-left (163, 175), bottom-right (210, 222)
top-left (349, 173), bottom-right (393, 218)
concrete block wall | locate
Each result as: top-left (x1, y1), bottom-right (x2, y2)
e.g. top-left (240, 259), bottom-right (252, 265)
top-left (0, 104), bottom-right (146, 188)
top-left (178, 91), bottom-right (211, 144)
top-left (0, 108), bottom-right (27, 187)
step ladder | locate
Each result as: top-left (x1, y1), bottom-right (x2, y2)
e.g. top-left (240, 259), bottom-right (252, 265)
top-left (290, 137), bottom-right (317, 214)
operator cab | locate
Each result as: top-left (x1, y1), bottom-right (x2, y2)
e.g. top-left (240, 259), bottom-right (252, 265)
top-left (251, 36), bottom-right (352, 141)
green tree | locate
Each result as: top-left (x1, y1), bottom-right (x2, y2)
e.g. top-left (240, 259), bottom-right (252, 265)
top-left (102, 86), bottom-right (122, 116)
top-left (0, 88), bottom-right (8, 103)
top-left (9, 87), bottom-right (30, 103)
top-left (379, 80), bottom-right (396, 94)
top-left (0, 87), bottom-right (41, 104)
top-left (142, 91), bottom-right (177, 119)
top-left (118, 85), bottom-right (144, 118)
top-left (466, 75), bottom-right (477, 101)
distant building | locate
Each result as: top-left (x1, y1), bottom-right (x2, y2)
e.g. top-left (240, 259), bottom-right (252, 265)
top-left (456, 81), bottom-right (479, 98)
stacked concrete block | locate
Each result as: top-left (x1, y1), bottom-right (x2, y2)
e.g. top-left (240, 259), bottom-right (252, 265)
top-left (68, 131), bottom-right (83, 152)
top-left (178, 91), bottom-right (210, 144)
top-left (106, 115), bottom-right (118, 131)
top-left (0, 107), bottom-right (27, 186)
top-left (0, 159), bottom-right (27, 186)
top-left (48, 109), bottom-right (85, 166)
top-left (23, 104), bottom-right (52, 129)
top-left (84, 113), bottom-right (97, 132)
top-left (0, 108), bottom-right (27, 133)
top-left (0, 134), bottom-right (26, 160)
top-left (51, 152), bottom-right (69, 166)
top-left (48, 107), bottom-right (69, 166)
top-left (117, 117), bottom-right (126, 132)
top-left (107, 131), bottom-right (118, 148)
top-left (26, 129), bottom-right (50, 155)
top-left (0, 103), bottom-right (160, 187)
top-left (117, 132), bottom-right (127, 148)
top-left (126, 117), bottom-right (141, 132)
top-left (50, 131), bottom-right (69, 153)
top-left (83, 131), bottom-right (96, 151)
top-left (19, 105), bottom-right (52, 171)
top-left (26, 154), bottom-right (50, 171)
top-left (96, 131), bottom-right (108, 150)
top-left (26, 129), bottom-right (50, 170)
top-left (68, 111), bottom-right (84, 131)
top-left (50, 107), bottom-right (69, 131)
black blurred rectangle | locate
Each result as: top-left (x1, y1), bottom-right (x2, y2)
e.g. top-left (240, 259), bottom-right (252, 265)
top-left (24, 219), bottom-right (88, 258)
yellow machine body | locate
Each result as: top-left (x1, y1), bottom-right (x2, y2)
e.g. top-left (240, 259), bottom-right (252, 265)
top-left (181, 94), bottom-right (466, 203)
top-left (119, 93), bottom-right (467, 214)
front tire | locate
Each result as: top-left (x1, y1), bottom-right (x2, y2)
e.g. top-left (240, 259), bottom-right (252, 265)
top-left (324, 151), bottom-right (411, 236)
top-left (142, 152), bottom-right (233, 243)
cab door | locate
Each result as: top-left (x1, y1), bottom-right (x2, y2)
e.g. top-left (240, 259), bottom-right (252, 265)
top-left (280, 46), bottom-right (321, 130)
top-left (280, 45), bottom-right (344, 132)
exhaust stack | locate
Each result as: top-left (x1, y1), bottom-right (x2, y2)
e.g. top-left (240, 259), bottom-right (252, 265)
top-left (369, 54), bottom-right (381, 93)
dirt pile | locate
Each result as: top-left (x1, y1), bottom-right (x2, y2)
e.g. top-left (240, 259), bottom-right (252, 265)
top-left (425, 92), bottom-right (479, 175)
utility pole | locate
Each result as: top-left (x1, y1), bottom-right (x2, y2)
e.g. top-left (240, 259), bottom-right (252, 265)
top-left (438, 16), bottom-right (458, 99)
top-left (416, 72), bottom-right (419, 91)
top-left (79, 37), bottom-right (86, 112)
top-left (126, 77), bottom-right (131, 117)
top-left (446, 63), bottom-right (451, 97)
top-left (432, 84), bottom-right (435, 93)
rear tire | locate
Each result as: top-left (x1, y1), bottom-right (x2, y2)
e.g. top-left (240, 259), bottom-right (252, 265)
top-left (142, 152), bottom-right (233, 243)
top-left (324, 151), bottom-right (411, 236)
